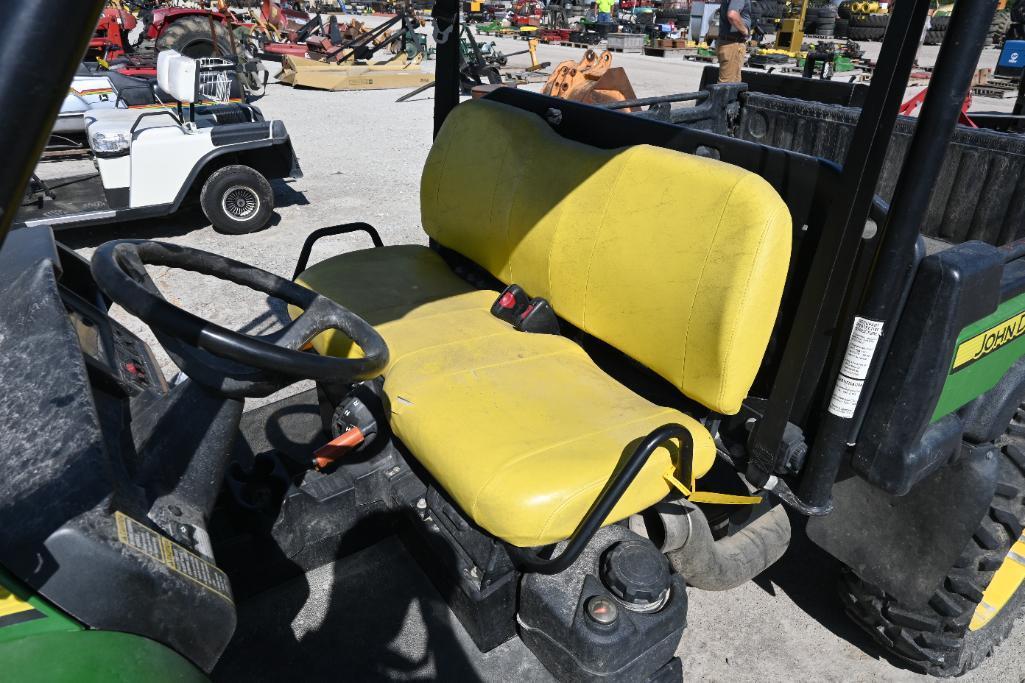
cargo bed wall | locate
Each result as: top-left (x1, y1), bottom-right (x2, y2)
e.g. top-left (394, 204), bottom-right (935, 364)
top-left (738, 92), bottom-right (1025, 246)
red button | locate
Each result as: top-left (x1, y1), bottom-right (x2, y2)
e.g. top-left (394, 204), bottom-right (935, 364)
top-left (124, 362), bottom-right (142, 376)
top-left (499, 291), bottom-right (517, 309)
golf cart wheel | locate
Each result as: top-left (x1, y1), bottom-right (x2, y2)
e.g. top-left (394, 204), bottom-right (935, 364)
top-left (156, 15), bottom-right (234, 59)
top-left (840, 407), bottom-right (1025, 677)
top-left (201, 165), bottom-right (274, 235)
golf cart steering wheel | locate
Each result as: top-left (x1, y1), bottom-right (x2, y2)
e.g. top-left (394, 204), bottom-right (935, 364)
top-left (91, 240), bottom-right (389, 398)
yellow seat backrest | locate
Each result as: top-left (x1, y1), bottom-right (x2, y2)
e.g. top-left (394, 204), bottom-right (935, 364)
top-left (420, 99), bottom-right (792, 414)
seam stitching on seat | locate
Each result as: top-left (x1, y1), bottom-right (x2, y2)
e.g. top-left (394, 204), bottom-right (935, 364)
top-left (363, 295), bottom-right (485, 321)
top-left (387, 329), bottom-right (519, 376)
top-left (393, 345), bottom-right (577, 397)
top-left (431, 120), bottom-right (455, 221)
top-left (470, 407), bottom-right (679, 524)
top-left (676, 174), bottom-right (745, 394)
top-left (579, 147), bottom-right (638, 328)
top-left (717, 202), bottom-right (784, 408)
top-left (490, 129), bottom-right (514, 282)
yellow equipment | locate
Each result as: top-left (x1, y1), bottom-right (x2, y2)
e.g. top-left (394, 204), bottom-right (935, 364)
top-left (276, 53), bottom-right (434, 91)
top-left (851, 1), bottom-right (882, 14)
top-left (775, 0), bottom-right (810, 56)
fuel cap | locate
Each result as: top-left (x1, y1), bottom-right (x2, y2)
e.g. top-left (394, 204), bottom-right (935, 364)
top-left (600, 540), bottom-right (671, 612)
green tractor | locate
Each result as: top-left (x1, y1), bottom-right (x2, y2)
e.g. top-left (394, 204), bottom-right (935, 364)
top-left (0, 0), bottom-right (1023, 680)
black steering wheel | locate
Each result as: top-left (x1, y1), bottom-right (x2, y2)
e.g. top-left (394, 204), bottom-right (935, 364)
top-left (90, 240), bottom-right (389, 398)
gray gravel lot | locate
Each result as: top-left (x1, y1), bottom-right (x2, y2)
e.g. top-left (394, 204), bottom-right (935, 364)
top-left (37, 27), bottom-right (1025, 682)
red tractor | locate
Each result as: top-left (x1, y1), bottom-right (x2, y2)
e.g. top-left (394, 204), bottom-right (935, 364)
top-left (87, 6), bottom-right (139, 63)
top-left (89, 1), bottom-right (310, 67)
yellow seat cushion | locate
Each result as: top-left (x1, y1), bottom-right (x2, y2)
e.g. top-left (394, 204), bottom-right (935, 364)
top-left (292, 244), bottom-right (489, 360)
top-left (291, 98), bottom-right (791, 547)
top-left (382, 328), bottom-right (716, 547)
top-left (421, 99), bottom-right (792, 414)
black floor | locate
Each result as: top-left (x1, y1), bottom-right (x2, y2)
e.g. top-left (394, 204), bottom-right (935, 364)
top-left (217, 389), bottom-right (553, 682)
top-left (214, 536), bottom-right (552, 682)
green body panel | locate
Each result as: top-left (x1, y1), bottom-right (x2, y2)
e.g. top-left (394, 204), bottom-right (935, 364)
top-left (1, 568), bottom-right (204, 681)
top-left (933, 291), bottom-right (1025, 421)
top-left (0, 567), bottom-right (79, 643)
top-left (0, 630), bottom-right (207, 683)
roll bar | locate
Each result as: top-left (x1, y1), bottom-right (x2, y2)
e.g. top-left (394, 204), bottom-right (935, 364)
top-left (0, 1), bottom-right (105, 246)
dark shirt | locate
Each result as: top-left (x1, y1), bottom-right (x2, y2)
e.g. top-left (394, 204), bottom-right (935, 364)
top-left (719, 0), bottom-right (752, 41)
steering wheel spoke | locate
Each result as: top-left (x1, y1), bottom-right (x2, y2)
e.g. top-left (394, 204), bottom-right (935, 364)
top-left (90, 240), bottom-right (389, 398)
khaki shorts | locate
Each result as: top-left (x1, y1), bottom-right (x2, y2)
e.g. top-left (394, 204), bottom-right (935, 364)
top-left (716, 41), bottom-right (747, 83)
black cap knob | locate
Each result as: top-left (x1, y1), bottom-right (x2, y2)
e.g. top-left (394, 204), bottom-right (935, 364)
top-left (600, 540), bottom-right (671, 611)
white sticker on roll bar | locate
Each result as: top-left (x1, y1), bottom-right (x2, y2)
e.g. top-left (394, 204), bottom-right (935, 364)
top-left (828, 317), bottom-right (885, 419)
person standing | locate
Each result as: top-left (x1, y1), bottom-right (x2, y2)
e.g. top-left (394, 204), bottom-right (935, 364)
top-left (596, 0), bottom-right (614, 24)
top-left (716, 0), bottom-right (751, 83)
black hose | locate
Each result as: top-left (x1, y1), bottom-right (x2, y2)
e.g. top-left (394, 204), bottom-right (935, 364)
top-left (664, 502), bottom-right (791, 591)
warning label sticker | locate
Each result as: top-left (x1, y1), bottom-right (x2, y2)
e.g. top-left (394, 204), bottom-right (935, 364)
top-left (828, 375), bottom-right (865, 419)
top-left (828, 317), bottom-right (885, 419)
top-left (115, 511), bottom-right (233, 603)
top-left (840, 317), bottom-right (885, 381)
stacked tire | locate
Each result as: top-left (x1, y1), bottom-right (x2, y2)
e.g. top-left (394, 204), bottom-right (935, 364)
top-left (925, 11), bottom-right (1010, 47)
top-left (752, 0), bottom-right (785, 35)
top-left (990, 10), bottom-right (1011, 46)
top-left (925, 14), bottom-right (949, 46)
top-left (849, 12), bottom-right (888, 42)
top-left (804, 5), bottom-right (837, 37)
top-left (835, 2), bottom-right (851, 38)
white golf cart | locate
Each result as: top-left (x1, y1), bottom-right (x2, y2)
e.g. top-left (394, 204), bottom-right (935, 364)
top-left (20, 51), bottom-right (301, 235)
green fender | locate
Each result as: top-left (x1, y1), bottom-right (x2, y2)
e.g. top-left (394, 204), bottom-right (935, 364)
top-left (1, 630), bottom-right (207, 683)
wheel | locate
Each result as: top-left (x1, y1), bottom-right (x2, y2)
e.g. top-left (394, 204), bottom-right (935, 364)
top-left (156, 15), bottom-right (234, 59)
top-left (931, 15), bottom-right (951, 31)
top-left (925, 29), bottom-right (946, 46)
top-left (835, 18), bottom-right (850, 37)
top-left (200, 165), bottom-right (274, 235)
top-left (849, 26), bottom-right (885, 41)
top-left (840, 408), bottom-right (1025, 677)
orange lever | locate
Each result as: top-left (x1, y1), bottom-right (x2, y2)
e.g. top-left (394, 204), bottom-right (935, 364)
top-left (313, 427), bottom-right (364, 470)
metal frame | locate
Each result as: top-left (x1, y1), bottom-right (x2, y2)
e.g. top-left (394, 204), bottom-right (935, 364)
top-left (744, 0), bottom-right (999, 512)
top-left (292, 222), bottom-right (384, 280)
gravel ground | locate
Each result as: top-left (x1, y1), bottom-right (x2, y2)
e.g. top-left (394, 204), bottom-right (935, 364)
top-left (35, 26), bottom-right (1025, 682)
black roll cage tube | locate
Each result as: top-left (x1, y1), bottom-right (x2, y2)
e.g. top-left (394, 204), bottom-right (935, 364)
top-left (292, 222), bottom-right (384, 280)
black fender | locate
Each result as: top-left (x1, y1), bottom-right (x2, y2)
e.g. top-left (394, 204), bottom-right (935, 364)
top-left (171, 121), bottom-right (301, 212)
top-left (807, 445), bottom-right (999, 607)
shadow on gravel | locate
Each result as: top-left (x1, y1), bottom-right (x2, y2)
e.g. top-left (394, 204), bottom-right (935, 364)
top-left (55, 205), bottom-right (212, 249)
top-left (752, 513), bottom-right (906, 668)
top-left (273, 179), bottom-right (309, 209)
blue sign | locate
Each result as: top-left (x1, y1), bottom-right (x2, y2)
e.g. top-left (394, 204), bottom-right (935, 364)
top-left (998, 40), bottom-right (1025, 70)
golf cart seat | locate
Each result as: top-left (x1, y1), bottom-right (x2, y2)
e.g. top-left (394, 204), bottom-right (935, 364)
top-left (294, 98), bottom-right (792, 546)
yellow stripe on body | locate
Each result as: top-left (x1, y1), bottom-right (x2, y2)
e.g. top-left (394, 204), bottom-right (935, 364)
top-left (971, 534), bottom-right (1025, 631)
top-left (0, 587), bottom-right (34, 619)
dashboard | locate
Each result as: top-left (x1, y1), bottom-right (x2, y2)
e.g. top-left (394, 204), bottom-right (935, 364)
top-left (61, 285), bottom-right (166, 396)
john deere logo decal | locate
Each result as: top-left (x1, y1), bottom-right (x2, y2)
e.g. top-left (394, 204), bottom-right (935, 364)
top-left (953, 310), bottom-right (1025, 371)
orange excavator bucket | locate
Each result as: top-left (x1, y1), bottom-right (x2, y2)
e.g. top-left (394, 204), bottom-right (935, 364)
top-left (541, 49), bottom-right (637, 111)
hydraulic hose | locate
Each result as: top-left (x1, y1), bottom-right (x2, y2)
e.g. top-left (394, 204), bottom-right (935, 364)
top-left (663, 503), bottom-right (791, 591)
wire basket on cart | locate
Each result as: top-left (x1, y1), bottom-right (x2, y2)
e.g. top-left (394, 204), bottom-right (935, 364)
top-left (196, 57), bottom-right (237, 102)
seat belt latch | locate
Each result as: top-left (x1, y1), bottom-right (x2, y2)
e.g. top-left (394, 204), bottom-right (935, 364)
top-left (515, 297), bottom-right (560, 334)
top-left (490, 284), bottom-right (531, 325)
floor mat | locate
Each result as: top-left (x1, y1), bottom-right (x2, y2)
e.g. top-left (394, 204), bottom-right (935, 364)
top-left (214, 537), bottom-right (553, 682)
